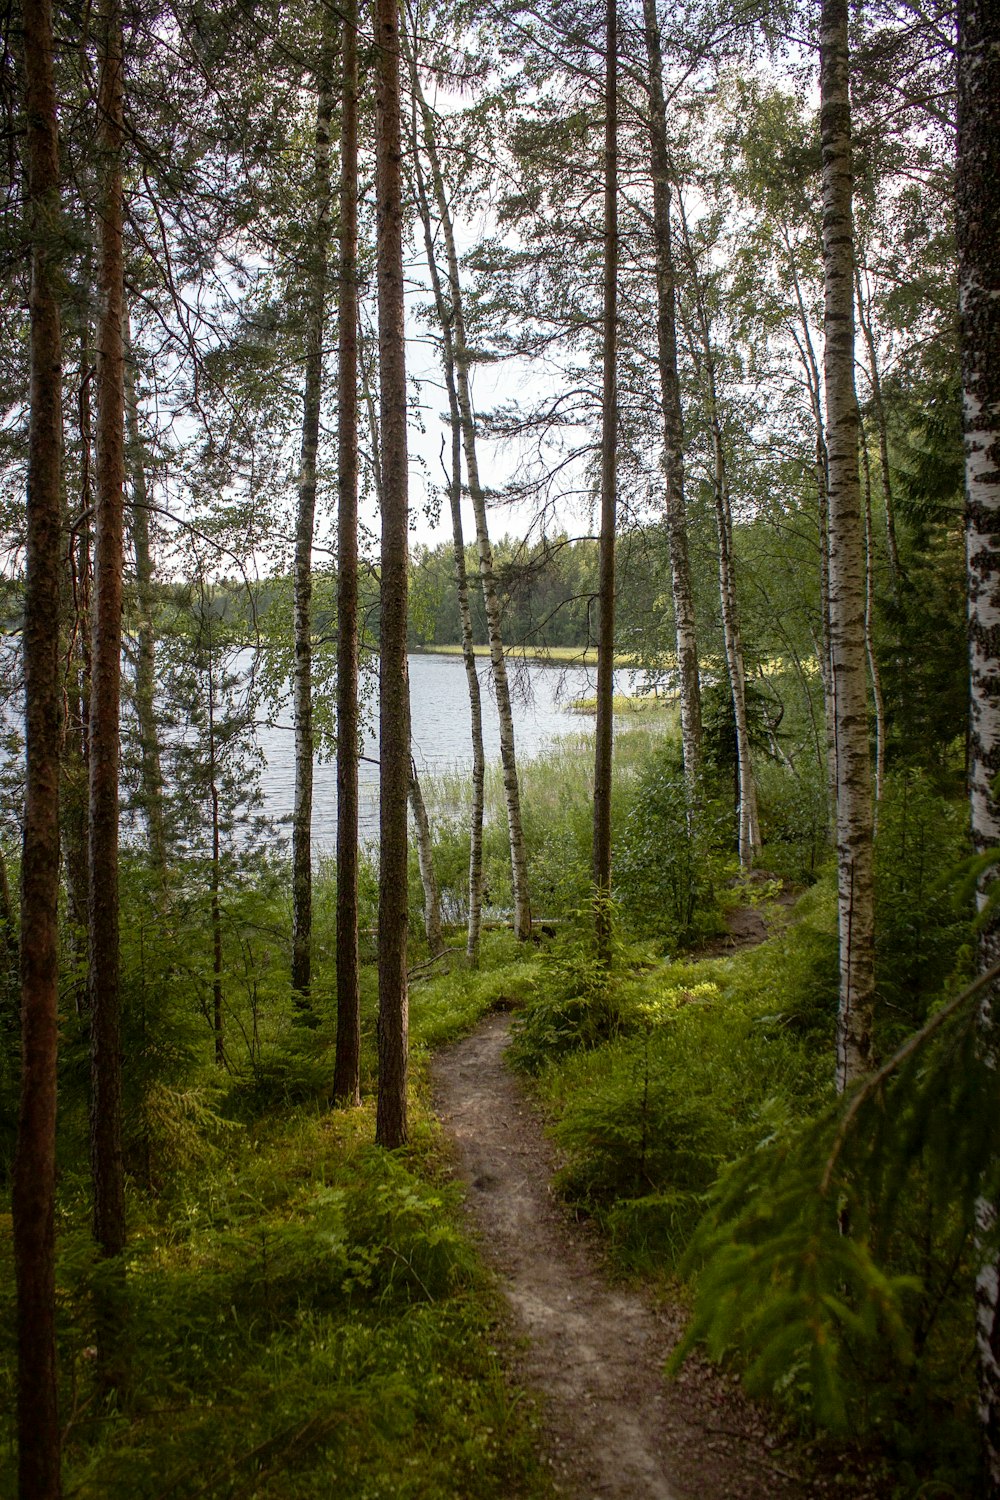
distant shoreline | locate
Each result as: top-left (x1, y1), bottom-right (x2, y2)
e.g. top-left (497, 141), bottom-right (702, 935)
top-left (414, 642), bottom-right (642, 668)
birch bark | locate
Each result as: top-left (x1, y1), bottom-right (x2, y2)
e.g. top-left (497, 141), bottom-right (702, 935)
top-left (408, 53), bottom-right (531, 941)
top-left (14, 0), bottom-right (64, 1486)
top-left (124, 316), bottom-right (167, 880)
top-left (820, 0), bottom-right (875, 1091)
top-left (408, 105), bottom-right (485, 963)
top-left (957, 0), bottom-right (1000, 1487)
top-left (292, 14), bottom-right (335, 1007)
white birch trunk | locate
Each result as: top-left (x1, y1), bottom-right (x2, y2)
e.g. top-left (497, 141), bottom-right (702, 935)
top-left (957, 0), bottom-right (1000, 1487)
top-left (820, 0), bottom-right (875, 1092)
top-left (409, 53), bottom-right (531, 941)
top-left (292, 15), bottom-right (335, 1004)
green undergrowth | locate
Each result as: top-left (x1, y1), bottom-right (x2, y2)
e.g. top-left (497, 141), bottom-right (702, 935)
top-left (0, 1038), bottom-right (550, 1498)
top-left (509, 883), bottom-right (838, 1276)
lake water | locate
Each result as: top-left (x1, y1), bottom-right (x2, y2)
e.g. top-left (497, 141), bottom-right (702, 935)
top-left (257, 650), bottom-right (641, 852)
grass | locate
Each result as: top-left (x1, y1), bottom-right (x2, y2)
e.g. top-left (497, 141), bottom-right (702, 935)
top-left (414, 642), bottom-right (641, 666)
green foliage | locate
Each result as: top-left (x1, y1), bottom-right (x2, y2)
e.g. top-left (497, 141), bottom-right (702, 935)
top-left (755, 757), bottom-right (830, 884)
top-left (613, 746), bottom-right (730, 947)
top-left (0, 1103), bottom-right (548, 1500)
top-left (874, 772), bottom-right (972, 1043)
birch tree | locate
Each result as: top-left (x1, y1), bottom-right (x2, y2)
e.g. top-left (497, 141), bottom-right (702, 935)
top-left (292, 9), bottom-right (336, 1009)
top-left (407, 43), bottom-right (532, 942)
top-left (820, 0), bottom-right (875, 1091)
top-left (957, 0), bottom-right (1000, 1486)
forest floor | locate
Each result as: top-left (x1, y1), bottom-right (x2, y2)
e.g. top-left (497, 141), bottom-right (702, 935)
top-left (430, 897), bottom-right (886, 1500)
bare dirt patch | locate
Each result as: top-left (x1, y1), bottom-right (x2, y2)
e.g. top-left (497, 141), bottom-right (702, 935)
top-left (432, 1010), bottom-right (881, 1500)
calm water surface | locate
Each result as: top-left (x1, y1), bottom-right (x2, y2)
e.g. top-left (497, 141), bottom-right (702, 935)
top-left (257, 651), bottom-right (640, 852)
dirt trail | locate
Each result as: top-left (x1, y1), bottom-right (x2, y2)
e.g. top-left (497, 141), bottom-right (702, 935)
top-left (432, 1011), bottom-right (827, 1500)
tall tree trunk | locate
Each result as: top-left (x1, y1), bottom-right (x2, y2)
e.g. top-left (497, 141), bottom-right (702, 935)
top-left (410, 759), bottom-right (445, 956)
top-left (207, 647), bottom-right (224, 1068)
top-left (820, 0), bottom-right (875, 1092)
top-left (407, 78), bottom-right (485, 965)
top-left (593, 0), bottom-right (617, 957)
top-left (292, 12), bottom-right (335, 1009)
top-left (13, 0), bottom-right (64, 1488)
top-left (374, 0), bottom-right (410, 1150)
top-left (334, 0), bottom-right (361, 1104)
top-left (640, 0), bottom-right (701, 784)
top-left (124, 316), bottom-right (167, 880)
top-left (957, 0), bottom-right (1000, 1489)
top-left (65, 312), bottom-right (92, 1012)
top-left (408, 51), bottom-right (532, 942)
top-left (88, 0), bottom-right (127, 1393)
top-left (676, 209), bottom-right (760, 867)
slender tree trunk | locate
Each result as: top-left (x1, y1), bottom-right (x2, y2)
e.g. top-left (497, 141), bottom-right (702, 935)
top-left (65, 316), bottom-right (92, 1011)
top-left (204, 641), bottom-right (225, 1068)
top-left (593, 0), bottom-right (617, 957)
top-left (374, 0), bottom-right (410, 1149)
top-left (957, 0), bottom-right (1000, 1489)
top-left (409, 53), bottom-right (531, 941)
top-left (640, 0), bottom-right (701, 784)
top-left (860, 434), bottom-right (886, 815)
top-left (88, 0), bottom-right (127, 1396)
top-left (13, 0), bottom-right (64, 1488)
top-left (292, 12), bottom-right (335, 1008)
top-left (676, 209), bottom-right (760, 866)
top-left (124, 316), bottom-right (167, 880)
top-left (407, 81), bottom-right (484, 964)
top-left (820, 0), bottom-right (875, 1092)
top-left (334, 0), bottom-right (361, 1104)
top-left (854, 267), bottom-right (901, 591)
top-left (410, 759), bottom-right (445, 955)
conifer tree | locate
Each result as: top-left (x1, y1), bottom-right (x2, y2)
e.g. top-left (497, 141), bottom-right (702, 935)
top-left (13, 0), bottom-right (65, 1487)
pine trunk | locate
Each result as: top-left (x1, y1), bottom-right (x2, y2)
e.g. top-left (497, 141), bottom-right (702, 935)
top-left (333, 0), bottom-right (361, 1104)
top-left (820, 0), bottom-right (875, 1092)
top-left (374, 0), bottom-right (410, 1149)
top-left (13, 0), bottom-right (64, 1487)
top-left (640, 0), bottom-right (701, 784)
top-left (410, 59), bottom-right (531, 941)
top-left (593, 0), bottom-right (617, 956)
top-left (957, 0), bottom-right (1000, 1489)
top-left (292, 15), bottom-right (335, 1007)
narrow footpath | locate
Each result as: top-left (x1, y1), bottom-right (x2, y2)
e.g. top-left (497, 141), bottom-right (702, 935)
top-left (432, 1010), bottom-right (879, 1500)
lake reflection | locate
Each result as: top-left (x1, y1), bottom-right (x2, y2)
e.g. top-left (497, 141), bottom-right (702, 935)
top-left (258, 651), bottom-right (635, 852)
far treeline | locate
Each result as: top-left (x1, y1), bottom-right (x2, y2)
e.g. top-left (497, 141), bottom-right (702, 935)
top-left (4, 0), bottom-right (1000, 1498)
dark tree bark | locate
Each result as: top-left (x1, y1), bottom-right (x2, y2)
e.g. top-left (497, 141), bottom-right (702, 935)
top-left (640, 0), bottom-right (701, 785)
top-left (821, 0), bottom-right (875, 1093)
top-left (292, 11), bottom-right (336, 1008)
top-left (957, 0), bottom-right (1000, 1489)
top-left (374, 0), bottom-right (410, 1149)
top-left (88, 0), bottom-right (127, 1374)
top-left (334, 0), bottom-right (362, 1105)
top-left (593, 0), bottom-right (617, 958)
top-left (13, 0), bottom-right (64, 1489)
